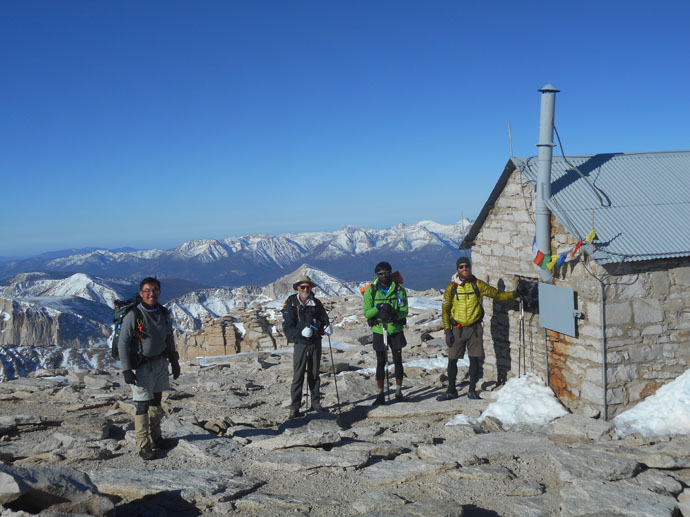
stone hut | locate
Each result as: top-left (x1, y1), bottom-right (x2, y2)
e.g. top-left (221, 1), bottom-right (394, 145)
top-left (461, 150), bottom-right (690, 419)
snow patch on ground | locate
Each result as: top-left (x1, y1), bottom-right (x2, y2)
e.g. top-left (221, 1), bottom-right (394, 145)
top-left (613, 367), bottom-right (690, 437)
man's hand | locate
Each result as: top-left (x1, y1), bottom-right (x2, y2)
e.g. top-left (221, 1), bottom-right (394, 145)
top-left (123, 370), bottom-right (137, 385)
top-left (514, 280), bottom-right (530, 300)
top-left (322, 324), bottom-right (333, 336)
top-left (378, 303), bottom-right (394, 323)
top-left (444, 329), bottom-right (454, 347)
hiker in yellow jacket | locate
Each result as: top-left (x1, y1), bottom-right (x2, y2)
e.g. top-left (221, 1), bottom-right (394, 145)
top-left (438, 257), bottom-right (520, 400)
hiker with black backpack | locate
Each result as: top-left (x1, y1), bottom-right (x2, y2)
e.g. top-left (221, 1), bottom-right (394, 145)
top-left (438, 257), bottom-right (525, 401)
top-left (363, 261), bottom-right (408, 405)
top-left (281, 274), bottom-right (332, 419)
top-left (117, 277), bottom-right (181, 460)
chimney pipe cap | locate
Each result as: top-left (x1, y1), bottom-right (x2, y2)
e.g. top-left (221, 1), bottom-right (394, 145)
top-left (539, 83), bottom-right (560, 93)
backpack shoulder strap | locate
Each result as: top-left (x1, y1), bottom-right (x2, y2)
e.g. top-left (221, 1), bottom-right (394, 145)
top-left (450, 282), bottom-right (458, 300)
top-left (471, 277), bottom-right (485, 321)
top-left (158, 305), bottom-right (170, 326)
top-left (289, 294), bottom-right (301, 321)
top-left (470, 277), bottom-right (481, 299)
top-left (133, 306), bottom-right (144, 330)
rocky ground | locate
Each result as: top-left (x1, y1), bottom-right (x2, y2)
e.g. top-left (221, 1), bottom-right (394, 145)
top-left (0, 295), bottom-right (689, 516)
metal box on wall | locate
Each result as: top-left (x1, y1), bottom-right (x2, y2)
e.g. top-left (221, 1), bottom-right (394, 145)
top-left (538, 283), bottom-right (581, 337)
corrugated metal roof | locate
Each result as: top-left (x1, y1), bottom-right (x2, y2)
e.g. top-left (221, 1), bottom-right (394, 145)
top-left (512, 150), bottom-right (690, 264)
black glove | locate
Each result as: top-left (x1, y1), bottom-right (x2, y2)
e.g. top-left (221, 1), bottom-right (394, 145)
top-left (378, 303), bottom-right (394, 323)
top-left (444, 329), bottom-right (454, 347)
top-left (167, 350), bottom-right (181, 379)
top-left (514, 280), bottom-right (529, 300)
top-left (171, 361), bottom-right (181, 380)
top-left (123, 370), bottom-right (137, 385)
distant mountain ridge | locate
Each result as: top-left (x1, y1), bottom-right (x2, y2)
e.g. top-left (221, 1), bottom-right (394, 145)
top-left (0, 220), bottom-right (471, 290)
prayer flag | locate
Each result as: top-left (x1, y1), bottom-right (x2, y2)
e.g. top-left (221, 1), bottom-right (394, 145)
top-left (540, 254), bottom-right (551, 270)
top-left (546, 255), bottom-right (558, 271)
top-left (533, 250), bottom-right (545, 266)
top-left (585, 229), bottom-right (597, 243)
top-left (572, 239), bottom-right (584, 256)
top-left (556, 253), bottom-right (567, 268)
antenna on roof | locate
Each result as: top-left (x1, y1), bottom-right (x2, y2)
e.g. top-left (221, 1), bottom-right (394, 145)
top-left (508, 121), bottom-right (514, 158)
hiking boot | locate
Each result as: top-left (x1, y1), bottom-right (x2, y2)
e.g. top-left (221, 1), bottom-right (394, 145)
top-left (436, 390), bottom-right (458, 401)
top-left (395, 388), bottom-right (404, 401)
top-left (288, 406), bottom-right (302, 419)
top-left (372, 392), bottom-right (385, 406)
top-left (138, 445), bottom-right (155, 461)
top-left (311, 400), bottom-right (328, 413)
top-left (467, 389), bottom-right (480, 400)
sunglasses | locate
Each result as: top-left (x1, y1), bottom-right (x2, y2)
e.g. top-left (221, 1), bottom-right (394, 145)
top-left (457, 264), bottom-right (470, 270)
top-left (376, 271), bottom-right (391, 276)
top-left (298, 285), bottom-right (312, 290)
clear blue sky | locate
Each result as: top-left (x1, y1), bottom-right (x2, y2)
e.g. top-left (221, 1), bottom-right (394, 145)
top-left (2, 1), bottom-right (689, 258)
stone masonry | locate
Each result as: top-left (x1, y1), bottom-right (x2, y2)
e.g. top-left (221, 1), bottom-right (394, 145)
top-left (468, 165), bottom-right (690, 418)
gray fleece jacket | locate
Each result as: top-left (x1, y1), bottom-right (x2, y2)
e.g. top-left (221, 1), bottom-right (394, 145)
top-left (117, 303), bottom-right (175, 371)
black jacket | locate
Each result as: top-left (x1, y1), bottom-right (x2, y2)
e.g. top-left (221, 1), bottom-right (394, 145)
top-left (281, 293), bottom-right (329, 345)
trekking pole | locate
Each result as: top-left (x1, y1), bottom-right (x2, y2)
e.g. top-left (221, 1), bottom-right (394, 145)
top-left (520, 300), bottom-right (526, 375)
top-left (303, 348), bottom-right (311, 412)
top-left (382, 325), bottom-right (390, 403)
top-left (518, 299), bottom-right (524, 377)
top-left (326, 335), bottom-right (344, 427)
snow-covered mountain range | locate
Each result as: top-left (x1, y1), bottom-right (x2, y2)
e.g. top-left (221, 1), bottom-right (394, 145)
top-left (0, 220), bottom-right (471, 290)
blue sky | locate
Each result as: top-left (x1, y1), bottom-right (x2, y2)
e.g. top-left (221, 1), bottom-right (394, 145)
top-left (2, 1), bottom-right (689, 258)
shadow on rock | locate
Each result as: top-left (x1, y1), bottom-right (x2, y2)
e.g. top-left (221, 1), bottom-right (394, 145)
top-left (462, 505), bottom-right (502, 517)
top-left (116, 492), bottom-right (202, 516)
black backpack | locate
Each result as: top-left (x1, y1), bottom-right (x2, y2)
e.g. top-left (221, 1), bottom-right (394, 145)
top-left (111, 296), bottom-right (148, 367)
top-left (449, 277), bottom-right (484, 324)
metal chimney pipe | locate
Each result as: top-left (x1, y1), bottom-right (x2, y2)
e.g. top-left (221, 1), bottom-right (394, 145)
top-left (536, 84), bottom-right (559, 282)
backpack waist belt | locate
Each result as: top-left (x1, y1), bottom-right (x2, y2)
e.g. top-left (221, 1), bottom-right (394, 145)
top-left (450, 318), bottom-right (480, 328)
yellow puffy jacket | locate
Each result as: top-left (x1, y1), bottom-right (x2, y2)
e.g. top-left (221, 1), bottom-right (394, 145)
top-left (442, 274), bottom-right (515, 329)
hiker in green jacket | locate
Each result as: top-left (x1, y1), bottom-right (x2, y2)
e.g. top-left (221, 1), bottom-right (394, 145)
top-left (363, 262), bottom-right (408, 404)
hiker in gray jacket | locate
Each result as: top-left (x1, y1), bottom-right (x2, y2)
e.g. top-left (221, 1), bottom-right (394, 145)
top-left (118, 277), bottom-right (181, 460)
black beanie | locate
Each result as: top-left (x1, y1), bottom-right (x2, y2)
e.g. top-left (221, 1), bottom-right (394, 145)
top-left (456, 256), bottom-right (471, 268)
top-left (374, 261), bottom-right (392, 273)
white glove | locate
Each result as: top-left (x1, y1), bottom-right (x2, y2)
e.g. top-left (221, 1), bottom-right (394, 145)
top-left (323, 325), bottom-right (333, 336)
top-left (301, 326), bottom-right (313, 338)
